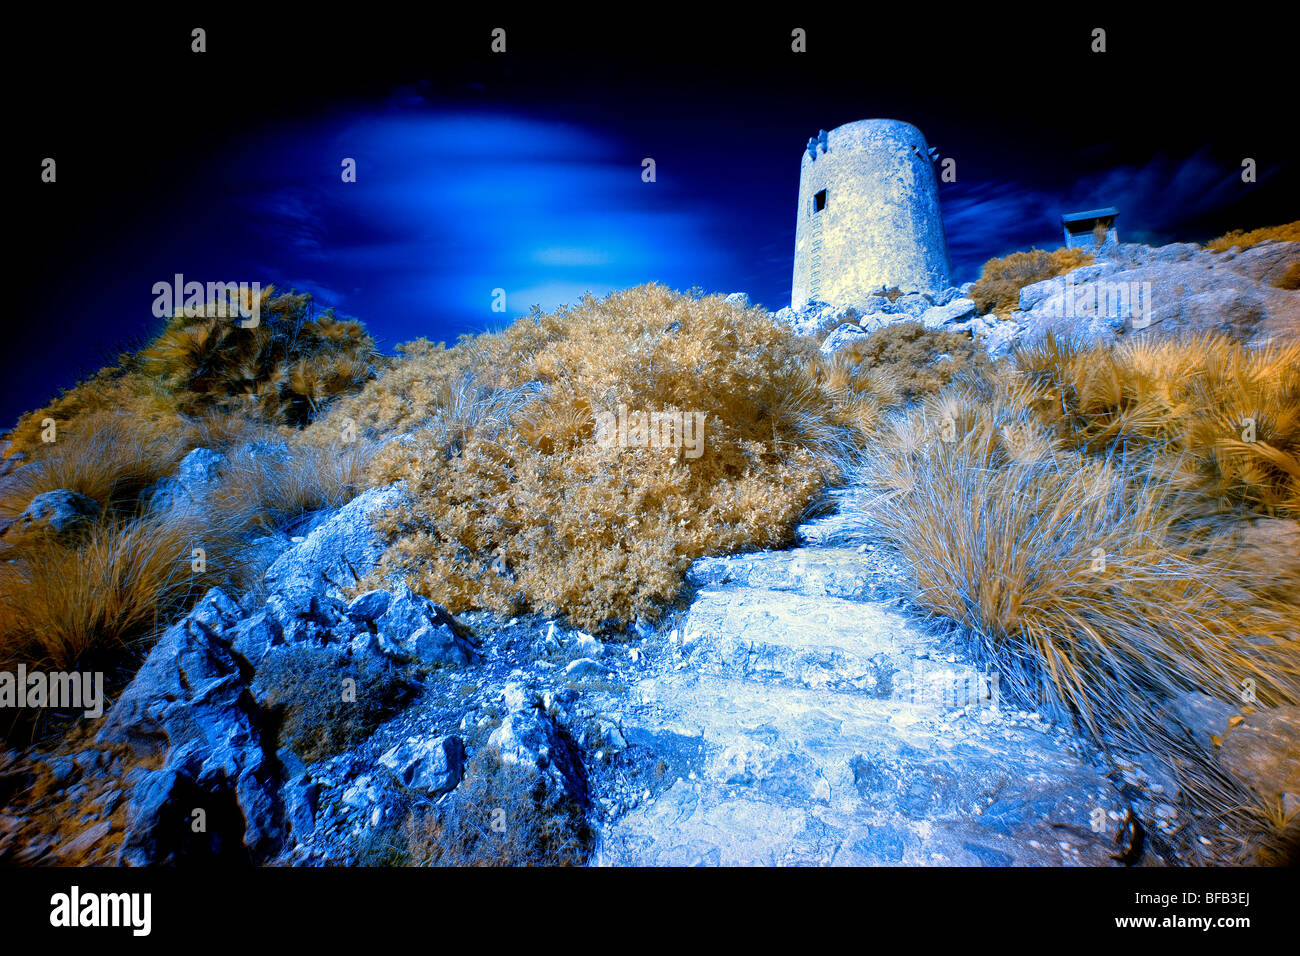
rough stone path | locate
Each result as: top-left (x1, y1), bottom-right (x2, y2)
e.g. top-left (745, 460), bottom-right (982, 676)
top-left (593, 489), bottom-right (1131, 866)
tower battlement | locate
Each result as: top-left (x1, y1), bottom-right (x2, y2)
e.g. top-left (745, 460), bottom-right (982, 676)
top-left (792, 119), bottom-right (952, 310)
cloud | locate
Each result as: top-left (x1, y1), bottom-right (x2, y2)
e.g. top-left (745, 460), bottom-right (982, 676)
top-left (228, 109), bottom-right (732, 332)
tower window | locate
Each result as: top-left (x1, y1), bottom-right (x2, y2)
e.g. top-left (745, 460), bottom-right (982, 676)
top-left (813, 189), bottom-right (827, 213)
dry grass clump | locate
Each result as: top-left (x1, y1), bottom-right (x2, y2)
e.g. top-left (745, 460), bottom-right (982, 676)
top-left (383, 747), bottom-right (591, 866)
top-left (0, 411), bottom-right (188, 522)
top-left (1015, 334), bottom-right (1300, 520)
top-left (969, 247), bottom-right (1094, 317)
top-left (1206, 220), bottom-right (1300, 253)
top-left (841, 333), bottom-right (1300, 858)
top-left (0, 503), bottom-right (251, 671)
top-left (349, 284), bottom-right (868, 631)
top-left (206, 440), bottom-right (377, 530)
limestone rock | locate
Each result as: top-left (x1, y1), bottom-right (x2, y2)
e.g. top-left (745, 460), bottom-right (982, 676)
top-left (920, 297), bottom-right (977, 330)
top-left (1218, 706), bottom-right (1300, 803)
top-left (488, 709), bottom-right (588, 806)
top-left (379, 735), bottom-right (466, 796)
top-left (820, 322), bottom-right (870, 354)
top-left (1, 489), bottom-right (100, 541)
top-left (264, 484), bottom-right (406, 610)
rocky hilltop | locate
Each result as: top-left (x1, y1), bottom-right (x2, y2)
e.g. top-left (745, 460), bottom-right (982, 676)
top-left (3, 461), bottom-right (1295, 866)
top-left (782, 238), bottom-right (1299, 357)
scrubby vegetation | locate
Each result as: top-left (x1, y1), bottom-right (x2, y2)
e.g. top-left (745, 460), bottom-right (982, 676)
top-left (817, 321), bottom-right (992, 405)
top-left (359, 747), bottom-right (591, 866)
top-left (337, 285), bottom-right (902, 631)
top-left (969, 247), bottom-right (1094, 317)
top-left (841, 333), bottom-right (1300, 859)
top-left (0, 289), bottom-right (377, 672)
top-left (256, 646), bottom-right (417, 762)
top-left (1206, 219), bottom-right (1300, 253)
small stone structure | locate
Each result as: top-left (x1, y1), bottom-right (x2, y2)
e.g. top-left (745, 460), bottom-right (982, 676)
top-left (1062, 207), bottom-right (1119, 250)
top-left (791, 119), bottom-right (952, 310)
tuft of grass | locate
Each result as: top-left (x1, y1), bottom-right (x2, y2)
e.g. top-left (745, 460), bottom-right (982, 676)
top-left (969, 247), bottom-right (1094, 317)
top-left (1015, 333), bottom-right (1300, 520)
top-left (0, 411), bottom-right (188, 523)
top-left (1206, 220), bottom-right (1300, 253)
top-left (0, 503), bottom-right (252, 671)
top-left (207, 440), bottom-right (377, 531)
top-left (1277, 261), bottom-right (1300, 291)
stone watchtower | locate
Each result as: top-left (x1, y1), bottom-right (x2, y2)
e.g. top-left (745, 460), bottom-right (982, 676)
top-left (791, 119), bottom-right (952, 310)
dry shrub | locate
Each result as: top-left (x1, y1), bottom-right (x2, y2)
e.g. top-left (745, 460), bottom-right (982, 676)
top-left (137, 289), bottom-right (380, 427)
top-left (969, 247), bottom-right (1094, 317)
top-left (350, 285), bottom-right (865, 631)
top-left (4, 288), bottom-right (378, 463)
top-left (811, 321), bottom-right (992, 406)
top-left (1206, 220), bottom-right (1300, 253)
top-left (394, 747), bottom-right (590, 866)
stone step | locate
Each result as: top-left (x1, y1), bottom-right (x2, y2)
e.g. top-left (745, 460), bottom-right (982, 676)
top-left (593, 777), bottom-right (1123, 867)
top-left (677, 586), bottom-right (984, 701)
top-left (796, 513), bottom-right (865, 548)
top-left (687, 546), bottom-right (895, 602)
top-left (597, 672), bottom-right (1127, 867)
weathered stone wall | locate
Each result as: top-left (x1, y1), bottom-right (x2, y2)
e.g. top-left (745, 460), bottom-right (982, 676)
top-left (792, 119), bottom-right (952, 309)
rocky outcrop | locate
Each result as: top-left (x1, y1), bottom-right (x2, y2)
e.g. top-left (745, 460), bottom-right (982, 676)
top-left (1009, 240), bottom-right (1299, 346)
top-left (775, 239), bottom-right (1300, 360)
top-left (0, 489), bottom-right (101, 543)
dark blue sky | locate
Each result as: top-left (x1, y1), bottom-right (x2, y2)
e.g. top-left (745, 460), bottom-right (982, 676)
top-left (9, 11), bottom-right (1296, 428)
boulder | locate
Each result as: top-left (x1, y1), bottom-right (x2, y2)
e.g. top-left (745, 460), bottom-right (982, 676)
top-left (1168, 690), bottom-right (1237, 750)
top-left (1, 489), bottom-right (100, 541)
top-left (920, 297), bottom-right (977, 330)
top-left (176, 448), bottom-right (225, 499)
top-left (263, 484), bottom-right (406, 610)
top-left (377, 583), bottom-right (474, 665)
top-left (488, 709), bottom-right (588, 806)
top-left (97, 587), bottom-right (283, 862)
top-left (346, 589), bottom-right (392, 623)
top-left (820, 323), bottom-right (869, 355)
top-left (1218, 706), bottom-right (1300, 803)
top-left (379, 735), bottom-right (466, 796)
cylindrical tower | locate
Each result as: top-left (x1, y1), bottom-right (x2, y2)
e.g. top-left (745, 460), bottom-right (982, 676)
top-left (791, 119), bottom-right (952, 310)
